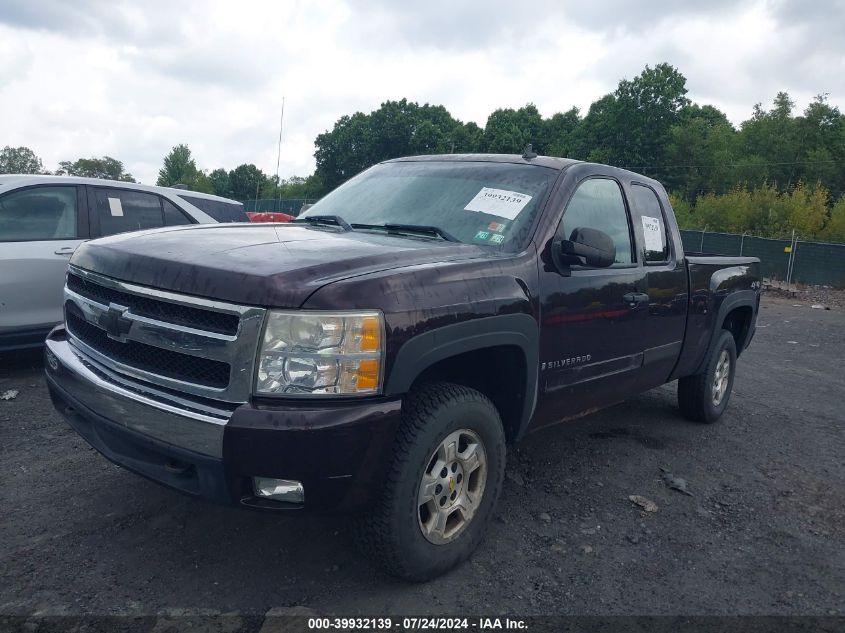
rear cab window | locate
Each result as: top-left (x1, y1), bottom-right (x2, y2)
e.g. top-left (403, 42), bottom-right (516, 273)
top-left (628, 183), bottom-right (671, 263)
top-left (178, 195), bottom-right (248, 223)
top-left (0, 186), bottom-right (80, 242)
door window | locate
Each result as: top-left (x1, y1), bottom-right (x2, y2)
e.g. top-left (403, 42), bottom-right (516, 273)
top-left (560, 178), bottom-right (633, 265)
top-left (0, 186), bottom-right (78, 241)
top-left (163, 199), bottom-right (193, 226)
top-left (94, 188), bottom-right (164, 236)
top-left (629, 184), bottom-right (670, 262)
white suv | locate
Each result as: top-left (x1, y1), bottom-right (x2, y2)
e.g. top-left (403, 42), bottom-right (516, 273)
top-left (0, 175), bottom-right (247, 351)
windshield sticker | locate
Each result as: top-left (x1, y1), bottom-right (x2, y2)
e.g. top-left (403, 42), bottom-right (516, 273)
top-left (488, 221), bottom-right (507, 233)
top-left (464, 187), bottom-right (532, 220)
top-left (107, 197), bottom-right (124, 217)
top-left (473, 230), bottom-right (506, 245)
top-left (641, 215), bottom-right (663, 251)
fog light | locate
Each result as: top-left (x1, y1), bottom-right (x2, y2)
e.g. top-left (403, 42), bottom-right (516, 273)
top-left (253, 477), bottom-right (304, 503)
top-left (46, 349), bottom-right (58, 371)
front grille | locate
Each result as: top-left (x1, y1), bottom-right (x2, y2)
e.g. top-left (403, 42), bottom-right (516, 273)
top-left (66, 310), bottom-right (230, 389)
top-left (67, 272), bottom-right (239, 336)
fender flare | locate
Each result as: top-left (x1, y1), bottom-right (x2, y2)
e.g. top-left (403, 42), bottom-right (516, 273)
top-left (385, 313), bottom-right (539, 440)
top-left (695, 289), bottom-right (757, 374)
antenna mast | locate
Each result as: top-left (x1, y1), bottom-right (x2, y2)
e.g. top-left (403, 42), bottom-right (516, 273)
top-left (274, 96), bottom-right (285, 212)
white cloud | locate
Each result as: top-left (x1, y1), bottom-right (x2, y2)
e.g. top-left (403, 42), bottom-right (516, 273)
top-left (0, 0), bottom-right (842, 185)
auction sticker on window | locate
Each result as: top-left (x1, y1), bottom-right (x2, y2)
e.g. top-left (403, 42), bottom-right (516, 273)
top-left (641, 215), bottom-right (663, 251)
top-left (108, 197), bottom-right (124, 217)
top-left (464, 187), bottom-right (532, 220)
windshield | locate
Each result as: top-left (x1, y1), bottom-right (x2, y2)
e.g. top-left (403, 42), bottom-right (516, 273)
top-left (300, 161), bottom-right (558, 249)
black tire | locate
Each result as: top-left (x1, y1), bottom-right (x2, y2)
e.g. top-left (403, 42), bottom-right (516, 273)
top-left (678, 329), bottom-right (737, 423)
top-left (354, 382), bottom-right (506, 581)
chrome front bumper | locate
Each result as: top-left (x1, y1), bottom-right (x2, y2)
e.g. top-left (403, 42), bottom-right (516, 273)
top-left (44, 331), bottom-right (232, 458)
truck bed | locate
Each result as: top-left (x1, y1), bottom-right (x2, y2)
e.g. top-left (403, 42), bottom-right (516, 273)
top-left (671, 254), bottom-right (762, 380)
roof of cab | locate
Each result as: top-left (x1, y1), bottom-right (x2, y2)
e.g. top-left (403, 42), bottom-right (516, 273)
top-left (0, 174), bottom-right (240, 203)
top-left (384, 153), bottom-right (581, 171)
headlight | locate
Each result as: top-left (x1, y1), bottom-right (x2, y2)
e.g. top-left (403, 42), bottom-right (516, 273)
top-left (256, 311), bottom-right (383, 396)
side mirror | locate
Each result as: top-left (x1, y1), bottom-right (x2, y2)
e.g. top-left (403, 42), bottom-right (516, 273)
top-left (560, 227), bottom-right (616, 268)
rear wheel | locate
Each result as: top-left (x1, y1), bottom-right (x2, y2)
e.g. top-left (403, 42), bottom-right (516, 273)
top-left (678, 329), bottom-right (737, 423)
top-left (355, 382), bottom-right (505, 581)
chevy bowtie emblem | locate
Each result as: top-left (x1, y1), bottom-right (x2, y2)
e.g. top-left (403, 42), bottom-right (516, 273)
top-left (98, 303), bottom-right (132, 342)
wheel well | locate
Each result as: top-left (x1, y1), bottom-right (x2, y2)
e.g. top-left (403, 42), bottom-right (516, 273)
top-left (722, 306), bottom-right (753, 356)
top-left (410, 345), bottom-right (526, 443)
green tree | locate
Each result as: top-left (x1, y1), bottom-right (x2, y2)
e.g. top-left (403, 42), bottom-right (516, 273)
top-left (482, 104), bottom-right (545, 154)
top-left (669, 192), bottom-right (697, 229)
top-left (450, 121), bottom-right (484, 154)
top-left (665, 104), bottom-right (737, 199)
top-left (276, 174), bottom-right (324, 199)
top-left (0, 146), bottom-right (45, 174)
top-left (300, 63), bottom-right (845, 237)
top-left (156, 144), bottom-right (213, 193)
top-left (614, 63), bottom-right (691, 179)
top-left (157, 144), bottom-right (199, 187)
top-left (796, 95), bottom-right (845, 198)
top-left (209, 168), bottom-right (231, 197)
top-left (737, 92), bottom-right (800, 189)
top-left (314, 111), bottom-right (377, 190)
top-left (57, 156), bottom-right (135, 181)
top-left (544, 108), bottom-right (580, 157)
top-left (228, 164), bottom-right (268, 201)
top-left (821, 195), bottom-right (845, 241)
top-left (785, 182), bottom-right (828, 237)
top-left (314, 99), bottom-right (473, 190)
top-left (573, 64), bottom-right (690, 176)
top-left (571, 93), bottom-right (618, 164)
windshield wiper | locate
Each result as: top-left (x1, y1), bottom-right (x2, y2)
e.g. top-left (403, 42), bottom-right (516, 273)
top-left (292, 215), bottom-right (353, 231)
top-left (351, 223), bottom-right (460, 242)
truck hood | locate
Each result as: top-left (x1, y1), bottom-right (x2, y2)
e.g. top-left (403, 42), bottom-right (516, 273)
top-left (70, 223), bottom-right (486, 307)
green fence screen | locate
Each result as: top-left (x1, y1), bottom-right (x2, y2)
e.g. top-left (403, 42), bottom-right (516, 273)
top-left (244, 198), bottom-right (317, 214)
top-left (679, 230), bottom-right (845, 287)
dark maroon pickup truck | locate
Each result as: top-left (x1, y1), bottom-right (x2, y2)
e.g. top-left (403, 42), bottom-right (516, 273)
top-left (45, 153), bottom-right (761, 580)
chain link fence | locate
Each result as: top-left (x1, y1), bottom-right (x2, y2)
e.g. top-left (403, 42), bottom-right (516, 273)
top-left (243, 198), bottom-right (318, 215)
top-left (680, 230), bottom-right (845, 287)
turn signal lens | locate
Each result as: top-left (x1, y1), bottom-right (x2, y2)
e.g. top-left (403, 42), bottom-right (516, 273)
top-left (355, 358), bottom-right (381, 391)
top-left (360, 316), bottom-right (381, 353)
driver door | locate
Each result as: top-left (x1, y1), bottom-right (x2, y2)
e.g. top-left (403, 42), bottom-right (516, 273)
top-left (534, 175), bottom-right (648, 427)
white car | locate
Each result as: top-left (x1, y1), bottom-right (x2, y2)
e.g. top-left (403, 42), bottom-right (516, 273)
top-left (0, 175), bottom-right (248, 351)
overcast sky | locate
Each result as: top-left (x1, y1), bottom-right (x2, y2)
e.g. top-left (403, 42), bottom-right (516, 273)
top-left (1, 0), bottom-right (842, 184)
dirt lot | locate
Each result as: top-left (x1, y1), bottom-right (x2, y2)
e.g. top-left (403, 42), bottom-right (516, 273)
top-left (1, 295), bottom-right (843, 618)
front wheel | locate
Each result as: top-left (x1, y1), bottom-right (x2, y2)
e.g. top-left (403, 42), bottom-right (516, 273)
top-left (355, 382), bottom-right (505, 581)
top-left (678, 329), bottom-right (737, 423)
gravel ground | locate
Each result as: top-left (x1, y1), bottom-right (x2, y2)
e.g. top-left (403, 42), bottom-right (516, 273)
top-left (1, 294), bottom-right (843, 618)
top-left (764, 280), bottom-right (845, 309)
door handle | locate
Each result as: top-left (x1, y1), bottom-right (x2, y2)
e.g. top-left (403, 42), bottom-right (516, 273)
top-left (623, 292), bottom-right (650, 308)
top-left (54, 247), bottom-right (75, 256)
